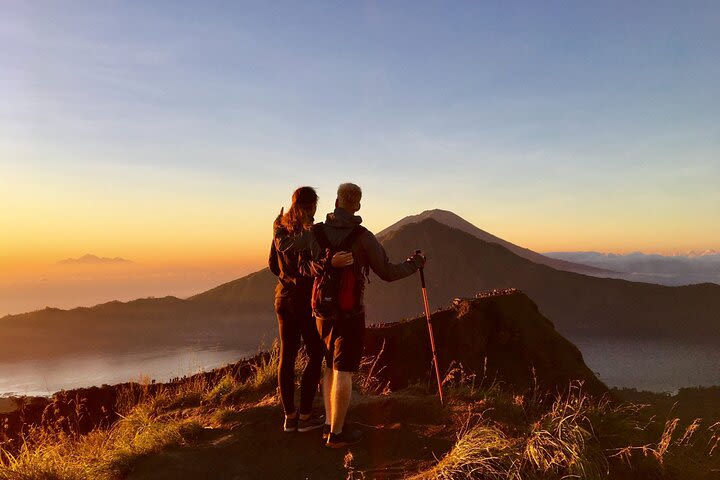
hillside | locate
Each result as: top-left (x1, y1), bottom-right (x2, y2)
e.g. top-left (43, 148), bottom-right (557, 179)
top-left (0, 284), bottom-right (275, 362)
top-left (366, 218), bottom-right (720, 341)
top-left (180, 217), bottom-right (720, 343)
top-left (2, 291), bottom-right (718, 479)
top-left (0, 289), bottom-right (605, 445)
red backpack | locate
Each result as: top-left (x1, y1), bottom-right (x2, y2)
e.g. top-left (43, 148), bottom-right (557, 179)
top-left (311, 224), bottom-right (366, 318)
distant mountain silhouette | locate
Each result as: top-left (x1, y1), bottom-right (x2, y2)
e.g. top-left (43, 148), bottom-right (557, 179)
top-left (378, 209), bottom-right (615, 276)
top-left (3, 212), bottom-right (719, 362)
top-left (0, 284), bottom-right (276, 362)
top-left (365, 219), bottom-right (720, 342)
top-left (57, 254), bottom-right (133, 265)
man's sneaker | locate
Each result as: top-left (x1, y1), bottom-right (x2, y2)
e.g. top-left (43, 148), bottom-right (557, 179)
top-left (322, 424), bottom-right (331, 440)
top-left (325, 428), bottom-right (363, 448)
top-left (297, 414), bottom-right (325, 433)
top-left (283, 416), bottom-right (298, 433)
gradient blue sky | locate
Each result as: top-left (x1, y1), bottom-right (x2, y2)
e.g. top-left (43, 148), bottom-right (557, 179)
top-left (2, 0), bottom-right (720, 272)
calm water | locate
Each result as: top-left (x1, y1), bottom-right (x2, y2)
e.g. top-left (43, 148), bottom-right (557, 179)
top-left (1, 340), bottom-right (718, 397)
top-left (0, 347), bottom-right (250, 397)
top-left (573, 337), bottom-right (720, 393)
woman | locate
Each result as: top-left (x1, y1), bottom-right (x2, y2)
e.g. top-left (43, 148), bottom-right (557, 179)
top-left (268, 186), bottom-right (330, 433)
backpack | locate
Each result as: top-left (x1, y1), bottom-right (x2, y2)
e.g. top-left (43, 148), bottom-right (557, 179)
top-left (311, 224), bottom-right (367, 318)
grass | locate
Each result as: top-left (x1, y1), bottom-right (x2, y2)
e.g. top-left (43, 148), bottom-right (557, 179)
top-left (0, 344), bottom-right (283, 480)
top-left (413, 383), bottom-right (609, 480)
top-left (209, 408), bottom-right (236, 427)
top-left (414, 377), bottom-right (720, 480)
top-left (0, 404), bottom-right (202, 480)
top-left (204, 340), bottom-right (282, 405)
top-left (2, 349), bottom-right (719, 480)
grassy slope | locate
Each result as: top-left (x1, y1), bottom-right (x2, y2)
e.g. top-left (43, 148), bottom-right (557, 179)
top-left (2, 349), bottom-right (719, 480)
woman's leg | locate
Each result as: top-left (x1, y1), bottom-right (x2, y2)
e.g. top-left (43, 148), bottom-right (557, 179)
top-left (276, 298), bottom-right (301, 416)
top-left (298, 306), bottom-right (324, 415)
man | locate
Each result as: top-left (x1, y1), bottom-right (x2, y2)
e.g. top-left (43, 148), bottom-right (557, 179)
top-left (296, 183), bottom-right (426, 448)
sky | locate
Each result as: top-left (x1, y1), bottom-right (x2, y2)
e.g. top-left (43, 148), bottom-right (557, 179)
top-left (1, 1), bottom-right (719, 314)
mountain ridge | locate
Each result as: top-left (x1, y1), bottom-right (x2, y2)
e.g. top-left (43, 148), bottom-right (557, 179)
top-left (366, 218), bottom-right (720, 341)
top-left (3, 211), bottom-right (719, 364)
top-left (57, 254), bottom-right (133, 265)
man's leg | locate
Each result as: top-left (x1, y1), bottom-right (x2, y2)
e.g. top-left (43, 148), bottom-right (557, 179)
top-left (316, 315), bottom-right (334, 432)
top-left (330, 369), bottom-right (353, 434)
top-left (327, 311), bottom-right (365, 441)
top-left (322, 366), bottom-right (333, 425)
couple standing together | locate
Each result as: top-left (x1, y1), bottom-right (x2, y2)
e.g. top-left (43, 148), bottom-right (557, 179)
top-left (269, 183), bottom-right (426, 448)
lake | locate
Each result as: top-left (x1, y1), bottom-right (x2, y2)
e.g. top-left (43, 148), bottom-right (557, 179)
top-left (573, 337), bottom-right (720, 393)
top-left (0, 347), bottom-right (250, 397)
top-left (1, 339), bottom-right (718, 397)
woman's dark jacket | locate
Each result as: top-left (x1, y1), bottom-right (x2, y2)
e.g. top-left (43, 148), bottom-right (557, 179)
top-left (269, 225), bottom-right (314, 303)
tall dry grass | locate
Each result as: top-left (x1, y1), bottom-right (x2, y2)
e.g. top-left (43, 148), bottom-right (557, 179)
top-left (0, 344), bottom-right (283, 480)
top-left (415, 378), bottom-right (720, 480)
top-left (204, 340), bottom-right (281, 405)
top-left (0, 401), bottom-right (202, 480)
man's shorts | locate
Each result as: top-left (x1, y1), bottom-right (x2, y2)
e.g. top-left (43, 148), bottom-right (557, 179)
top-left (316, 310), bottom-right (365, 372)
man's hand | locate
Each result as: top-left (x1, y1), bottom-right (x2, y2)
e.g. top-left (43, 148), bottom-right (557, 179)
top-left (331, 251), bottom-right (354, 268)
top-left (408, 252), bottom-right (426, 269)
top-left (273, 207), bottom-right (284, 230)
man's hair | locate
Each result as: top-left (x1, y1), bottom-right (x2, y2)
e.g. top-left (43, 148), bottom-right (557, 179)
top-left (337, 183), bottom-right (362, 210)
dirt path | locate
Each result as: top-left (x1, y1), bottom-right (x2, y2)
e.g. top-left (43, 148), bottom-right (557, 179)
top-left (128, 392), bottom-right (453, 480)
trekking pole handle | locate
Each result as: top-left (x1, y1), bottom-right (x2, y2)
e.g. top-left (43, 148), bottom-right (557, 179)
top-left (415, 249), bottom-right (426, 287)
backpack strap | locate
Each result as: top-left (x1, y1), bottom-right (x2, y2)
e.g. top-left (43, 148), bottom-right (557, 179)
top-left (312, 224), bottom-right (366, 253)
top-left (339, 226), bottom-right (367, 251)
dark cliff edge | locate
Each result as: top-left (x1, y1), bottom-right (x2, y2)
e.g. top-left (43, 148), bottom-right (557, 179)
top-left (364, 288), bottom-right (607, 396)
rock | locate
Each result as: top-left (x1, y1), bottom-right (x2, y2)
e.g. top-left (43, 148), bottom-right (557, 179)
top-left (363, 289), bottom-right (607, 396)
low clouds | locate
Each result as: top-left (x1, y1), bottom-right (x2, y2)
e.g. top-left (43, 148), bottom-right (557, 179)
top-left (545, 251), bottom-right (720, 286)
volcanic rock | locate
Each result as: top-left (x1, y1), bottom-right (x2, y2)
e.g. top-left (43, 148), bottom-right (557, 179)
top-left (363, 288), bottom-right (607, 395)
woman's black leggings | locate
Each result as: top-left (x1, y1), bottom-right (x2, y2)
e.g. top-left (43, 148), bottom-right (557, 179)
top-left (275, 295), bottom-right (325, 415)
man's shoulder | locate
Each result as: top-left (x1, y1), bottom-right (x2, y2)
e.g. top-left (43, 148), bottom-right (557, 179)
top-left (356, 227), bottom-right (379, 247)
top-left (358, 224), bottom-right (374, 235)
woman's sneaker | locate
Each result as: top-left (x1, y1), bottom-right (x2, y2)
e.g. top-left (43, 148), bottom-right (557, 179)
top-left (322, 424), bottom-right (331, 440)
top-left (325, 428), bottom-right (363, 448)
top-left (298, 414), bottom-right (325, 433)
top-left (283, 416), bottom-right (298, 433)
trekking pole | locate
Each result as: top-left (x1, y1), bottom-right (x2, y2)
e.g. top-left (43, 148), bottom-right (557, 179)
top-left (416, 250), bottom-right (444, 406)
